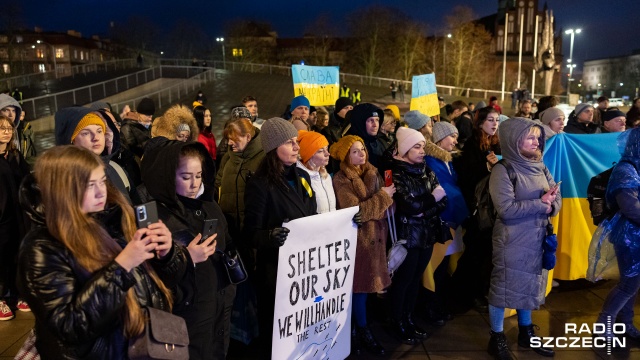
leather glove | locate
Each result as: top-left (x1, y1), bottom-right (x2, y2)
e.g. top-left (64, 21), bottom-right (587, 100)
top-left (352, 211), bottom-right (363, 228)
top-left (269, 227), bottom-right (290, 247)
top-left (431, 185), bottom-right (446, 202)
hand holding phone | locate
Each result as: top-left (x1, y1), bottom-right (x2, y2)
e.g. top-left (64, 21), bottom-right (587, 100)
top-left (134, 201), bottom-right (159, 229)
top-left (199, 219), bottom-right (218, 245)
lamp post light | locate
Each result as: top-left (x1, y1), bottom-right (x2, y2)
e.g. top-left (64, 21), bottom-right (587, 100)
top-left (566, 63), bottom-right (576, 95)
top-left (216, 37), bottom-right (225, 69)
top-left (443, 33), bottom-right (451, 84)
top-left (564, 28), bottom-right (581, 98)
top-left (36, 40), bottom-right (57, 78)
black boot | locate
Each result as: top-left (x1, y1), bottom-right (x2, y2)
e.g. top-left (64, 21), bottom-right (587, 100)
top-left (404, 313), bottom-right (429, 340)
top-left (356, 325), bottom-right (386, 356)
top-left (389, 318), bottom-right (418, 345)
top-left (518, 324), bottom-right (554, 357)
top-left (624, 323), bottom-right (640, 343)
top-left (351, 326), bottom-right (361, 356)
top-left (487, 331), bottom-right (513, 360)
top-left (423, 308), bottom-right (446, 326)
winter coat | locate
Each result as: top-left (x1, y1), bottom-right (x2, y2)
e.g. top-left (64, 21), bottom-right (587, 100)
top-left (141, 140), bottom-right (235, 358)
top-left (215, 130), bottom-right (265, 237)
top-left (346, 104), bottom-right (385, 168)
top-left (389, 156), bottom-right (447, 249)
top-left (120, 115), bottom-right (150, 160)
top-left (488, 118), bottom-right (561, 310)
top-left (243, 164), bottom-right (316, 304)
top-left (452, 135), bottom-right (501, 213)
top-left (198, 130), bottom-right (217, 160)
top-left (296, 161), bottom-right (336, 214)
top-left (605, 128), bottom-right (640, 277)
top-left (16, 186), bottom-right (187, 360)
top-left (563, 115), bottom-right (601, 134)
top-left (424, 142), bottom-right (469, 228)
top-left (333, 161), bottom-right (393, 293)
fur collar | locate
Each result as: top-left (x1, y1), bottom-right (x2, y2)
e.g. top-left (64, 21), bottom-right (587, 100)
top-left (424, 141), bottom-right (452, 162)
top-left (339, 161), bottom-right (379, 199)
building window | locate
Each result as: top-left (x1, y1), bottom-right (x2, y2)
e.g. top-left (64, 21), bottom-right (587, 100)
top-left (508, 16), bottom-right (514, 33)
top-left (232, 48), bottom-right (243, 57)
top-left (100, 53), bottom-right (104, 61)
top-left (80, 51), bottom-right (84, 60)
top-left (36, 49), bottom-right (44, 58)
top-left (74, 49), bottom-right (77, 59)
top-left (497, 30), bottom-right (504, 52)
top-left (527, 7), bottom-right (534, 33)
top-left (525, 36), bottom-right (532, 52)
top-left (0, 36), bottom-right (7, 43)
top-left (2, 64), bottom-right (9, 74)
top-left (38, 64), bottom-right (46, 73)
top-left (0, 49), bottom-right (7, 60)
top-left (56, 48), bottom-right (63, 58)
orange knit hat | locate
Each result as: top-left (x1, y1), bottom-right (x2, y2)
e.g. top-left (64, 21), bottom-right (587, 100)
top-left (297, 130), bottom-right (329, 163)
top-left (329, 135), bottom-right (364, 162)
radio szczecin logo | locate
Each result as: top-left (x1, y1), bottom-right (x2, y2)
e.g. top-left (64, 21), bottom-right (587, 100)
top-left (530, 319), bottom-right (625, 355)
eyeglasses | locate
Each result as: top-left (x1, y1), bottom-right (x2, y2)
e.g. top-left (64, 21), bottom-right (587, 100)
top-left (0, 126), bottom-right (13, 133)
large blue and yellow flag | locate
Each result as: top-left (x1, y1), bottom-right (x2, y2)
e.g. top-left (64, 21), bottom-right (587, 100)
top-left (410, 73), bottom-right (440, 117)
top-left (543, 132), bottom-right (620, 280)
top-left (291, 65), bottom-right (339, 106)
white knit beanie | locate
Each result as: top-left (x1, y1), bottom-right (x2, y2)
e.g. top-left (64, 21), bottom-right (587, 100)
top-left (396, 127), bottom-right (425, 156)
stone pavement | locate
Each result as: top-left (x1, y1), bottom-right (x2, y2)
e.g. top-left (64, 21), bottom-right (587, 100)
top-left (2, 279), bottom-right (638, 359)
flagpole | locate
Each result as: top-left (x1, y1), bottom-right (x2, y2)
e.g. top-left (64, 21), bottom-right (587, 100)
top-left (501, 13), bottom-right (509, 101)
top-left (531, 15), bottom-right (539, 99)
top-left (517, 13), bottom-right (524, 89)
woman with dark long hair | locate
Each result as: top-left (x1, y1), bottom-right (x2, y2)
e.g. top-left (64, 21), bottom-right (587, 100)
top-left (17, 145), bottom-right (187, 359)
top-left (194, 105), bottom-right (217, 161)
top-left (243, 118), bottom-right (316, 356)
top-left (451, 106), bottom-right (501, 312)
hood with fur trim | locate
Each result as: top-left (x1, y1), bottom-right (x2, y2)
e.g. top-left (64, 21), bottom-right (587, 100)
top-left (424, 140), bottom-right (452, 163)
top-left (151, 104), bottom-right (199, 141)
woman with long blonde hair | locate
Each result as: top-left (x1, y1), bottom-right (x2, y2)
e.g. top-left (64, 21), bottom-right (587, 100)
top-left (17, 145), bottom-right (187, 359)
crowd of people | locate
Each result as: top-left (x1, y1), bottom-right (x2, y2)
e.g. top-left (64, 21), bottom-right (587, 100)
top-left (0, 86), bottom-right (639, 360)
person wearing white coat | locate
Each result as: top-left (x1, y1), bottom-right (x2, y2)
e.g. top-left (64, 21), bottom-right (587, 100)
top-left (296, 130), bottom-right (336, 213)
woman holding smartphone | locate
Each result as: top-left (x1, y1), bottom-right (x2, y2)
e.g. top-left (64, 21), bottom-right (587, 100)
top-left (17, 146), bottom-right (186, 359)
top-left (141, 140), bottom-right (237, 360)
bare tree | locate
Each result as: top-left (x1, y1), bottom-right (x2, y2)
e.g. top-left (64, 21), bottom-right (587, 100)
top-left (395, 20), bottom-right (428, 81)
top-left (445, 6), bottom-right (492, 93)
top-left (303, 13), bottom-right (336, 66)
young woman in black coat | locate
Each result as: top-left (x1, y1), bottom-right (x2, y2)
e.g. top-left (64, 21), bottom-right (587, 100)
top-left (17, 146), bottom-right (186, 359)
top-left (243, 118), bottom-right (317, 357)
top-left (387, 127), bottom-right (447, 344)
top-left (141, 140), bottom-right (237, 360)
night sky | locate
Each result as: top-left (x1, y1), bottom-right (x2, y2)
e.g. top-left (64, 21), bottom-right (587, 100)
top-left (18, 0), bottom-right (640, 67)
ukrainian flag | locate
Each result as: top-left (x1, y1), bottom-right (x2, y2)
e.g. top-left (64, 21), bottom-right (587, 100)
top-left (291, 65), bottom-right (339, 106)
top-left (409, 73), bottom-right (440, 117)
top-left (543, 132), bottom-right (620, 280)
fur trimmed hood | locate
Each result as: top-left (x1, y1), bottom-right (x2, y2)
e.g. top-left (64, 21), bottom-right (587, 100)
top-left (151, 104), bottom-right (199, 141)
top-left (424, 140), bottom-right (452, 163)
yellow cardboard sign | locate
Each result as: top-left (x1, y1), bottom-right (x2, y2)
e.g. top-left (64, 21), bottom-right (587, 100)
top-left (409, 73), bottom-right (440, 117)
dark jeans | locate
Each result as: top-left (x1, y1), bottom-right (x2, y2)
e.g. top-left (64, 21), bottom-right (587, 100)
top-left (451, 217), bottom-right (493, 303)
top-left (388, 246), bottom-right (432, 320)
top-left (598, 272), bottom-right (640, 325)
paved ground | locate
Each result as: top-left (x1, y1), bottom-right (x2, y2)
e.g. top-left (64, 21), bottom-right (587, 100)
top-left (2, 279), bottom-right (639, 359)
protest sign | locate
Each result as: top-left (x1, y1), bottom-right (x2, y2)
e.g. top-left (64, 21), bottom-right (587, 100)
top-left (291, 65), bottom-right (340, 106)
top-left (272, 206), bottom-right (359, 360)
top-left (409, 73), bottom-right (440, 117)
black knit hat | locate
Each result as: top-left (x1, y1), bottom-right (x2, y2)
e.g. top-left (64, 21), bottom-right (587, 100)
top-left (137, 98), bottom-right (155, 116)
top-left (335, 97), bottom-right (353, 112)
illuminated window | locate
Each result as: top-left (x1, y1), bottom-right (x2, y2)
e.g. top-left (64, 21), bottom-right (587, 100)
top-left (74, 50), bottom-right (77, 59)
top-left (56, 48), bottom-right (63, 58)
top-left (232, 48), bottom-right (243, 57)
top-left (38, 64), bottom-right (46, 73)
top-left (36, 49), bottom-right (44, 58)
top-left (2, 64), bottom-right (9, 74)
top-left (0, 36), bottom-right (7, 43)
top-left (80, 51), bottom-right (84, 60)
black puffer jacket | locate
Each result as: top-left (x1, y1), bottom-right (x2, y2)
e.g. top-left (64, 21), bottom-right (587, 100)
top-left (120, 116), bottom-right (151, 160)
top-left (16, 177), bottom-right (187, 360)
top-left (390, 157), bottom-right (447, 249)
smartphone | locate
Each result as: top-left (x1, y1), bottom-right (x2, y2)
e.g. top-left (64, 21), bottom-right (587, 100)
top-left (384, 170), bottom-right (393, 187)
top-left (199, 219), bottom-right (218, 244)
top-left (134, 201), bottom-right (159, 229)
top-left (553, 181), bottom-right (562, 190)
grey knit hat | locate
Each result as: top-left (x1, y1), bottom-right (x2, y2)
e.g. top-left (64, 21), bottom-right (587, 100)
top-left (432, 121), bottom-right (458, 144)
top-left (177, 123), bottom-right (190, 133)
top-left (260, 117), bottom-right (298, 153)
top-left (404, 110), bottom-right (431, 130)
top-left (574, 103), bottom-right (593, 118)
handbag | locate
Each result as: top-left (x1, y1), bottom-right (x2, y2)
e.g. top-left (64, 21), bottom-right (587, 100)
top-left (128, 307), bottom-right (190, 360)
top-left (428, 216), bottom-right (453, 245)
top-left (386, 206), bottom-right (407, 276)
top-left (542, 221), bottom-right (558, 270)
top-left (218, 249), bottom-right (248, 284)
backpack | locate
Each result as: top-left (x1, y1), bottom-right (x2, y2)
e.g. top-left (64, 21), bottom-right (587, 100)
top-left (587, 160), bottom-right (635, 226)
top-left (474, 159), bottom-right (516, 232)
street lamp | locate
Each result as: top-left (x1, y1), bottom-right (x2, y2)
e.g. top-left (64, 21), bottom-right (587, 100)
top-left (36, 40), bottom-right (57, 78)
top-left (564, 28), bottom-right (581, 98)
top-left (216, 37), bottom-right (225, 69)
top-left (443, 33), bottom-right (451, 84)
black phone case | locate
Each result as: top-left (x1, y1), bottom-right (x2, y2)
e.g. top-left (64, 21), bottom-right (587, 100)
top-left (200, 219), bottom-right (218, 244)
top-left (135, 201), bottom-right (159, 229)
